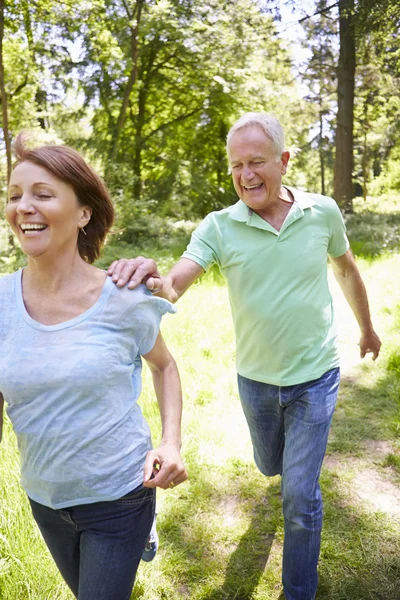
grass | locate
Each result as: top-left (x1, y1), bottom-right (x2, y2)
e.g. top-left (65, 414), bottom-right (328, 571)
top-left (1, 195), bottom-right (400, 599)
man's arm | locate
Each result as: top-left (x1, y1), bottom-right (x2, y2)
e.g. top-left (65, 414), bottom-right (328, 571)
top-left (142, 332), bottom-right (188, 489)
top-left (108, 257), bottom-right (204, 303)
top-left (0, 393), bottom-right (4, 444)
top-left (329, 249), bottom-right (381, 360)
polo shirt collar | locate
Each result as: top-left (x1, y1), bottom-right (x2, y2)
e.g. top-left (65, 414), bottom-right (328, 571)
top-left (229, 186), bottom-right (315, 227)
top-left (286, 186), bottom-right (316, 211)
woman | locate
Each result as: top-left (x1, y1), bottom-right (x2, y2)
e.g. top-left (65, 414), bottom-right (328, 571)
top-left (0, 135), bottom-right (187, 600)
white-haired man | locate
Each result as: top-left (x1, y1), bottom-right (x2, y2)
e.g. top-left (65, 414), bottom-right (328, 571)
top-left (108, 113), bottom-right (381, 600)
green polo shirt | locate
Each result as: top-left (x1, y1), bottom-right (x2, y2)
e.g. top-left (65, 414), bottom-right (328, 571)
top-left (182, 187), bottom-right (349, 386)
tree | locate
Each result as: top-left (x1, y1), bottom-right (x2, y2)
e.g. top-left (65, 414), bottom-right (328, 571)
top-left (0, 0), bottom-right (11, 182)
top-left (300, 0), bottom-right (338, 196)
top-left (333, 0), bottom-right (355, 212)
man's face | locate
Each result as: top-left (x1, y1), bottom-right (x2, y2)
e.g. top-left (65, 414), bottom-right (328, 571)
top-left (227, 125), bottom-right (290, 218)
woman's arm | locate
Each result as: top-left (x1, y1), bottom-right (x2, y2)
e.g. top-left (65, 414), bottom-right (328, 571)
top-left (142, 333), bottom-right (187, 489)
top-left (0, 393), bottom-right (4, 444)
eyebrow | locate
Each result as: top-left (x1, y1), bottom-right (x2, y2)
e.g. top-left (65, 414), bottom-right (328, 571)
top-left (230, 155), bottom-right (265, 164)
top-left (9, 181), bottom-right (55, 188)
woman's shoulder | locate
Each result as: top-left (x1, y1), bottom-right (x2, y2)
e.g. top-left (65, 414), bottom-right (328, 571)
top-left (108, 282), bottom-right (176, 318)
top-left (0, 271), bottom-right (18, 291)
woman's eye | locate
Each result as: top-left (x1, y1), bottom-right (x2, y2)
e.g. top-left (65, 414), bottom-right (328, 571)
top-left (37, 194), bottom-right (52, 200)
top-left (8, 195), bottom-right (20, 202)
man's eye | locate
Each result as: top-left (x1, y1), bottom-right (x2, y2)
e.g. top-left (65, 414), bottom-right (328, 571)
top-left (232, 165), bottom-right (241, 170)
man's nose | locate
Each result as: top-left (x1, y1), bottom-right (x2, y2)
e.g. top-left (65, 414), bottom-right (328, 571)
top-left (241, 165), bottom-right (255, 181)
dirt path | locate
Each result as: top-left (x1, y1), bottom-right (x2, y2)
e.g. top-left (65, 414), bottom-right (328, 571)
top-left (323, 271), bottom-right (400, 523)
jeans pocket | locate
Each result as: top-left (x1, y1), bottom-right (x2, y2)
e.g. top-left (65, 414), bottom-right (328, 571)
top-left (114, 484), bottom-right (154, 506)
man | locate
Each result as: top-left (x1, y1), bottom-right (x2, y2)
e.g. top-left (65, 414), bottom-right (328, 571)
top-left (108, 113), bottom-right (381, 600)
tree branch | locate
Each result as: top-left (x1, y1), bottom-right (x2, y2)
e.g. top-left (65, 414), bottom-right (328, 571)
top-left (298, 2), bottom-right (339, 23)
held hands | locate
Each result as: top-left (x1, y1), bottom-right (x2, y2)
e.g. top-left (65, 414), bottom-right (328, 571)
top-left (143, 442), bottom-right (188, 490)
top-left (359, 329), bottom-right (382, 361)
top-left (107, 257), bottom-right (163, 292)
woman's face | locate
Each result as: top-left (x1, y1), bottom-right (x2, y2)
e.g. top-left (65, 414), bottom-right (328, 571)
top-left (6, 161), bottom-right (91, 260)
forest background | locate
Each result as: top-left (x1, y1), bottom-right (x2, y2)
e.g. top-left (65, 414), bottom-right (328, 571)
top-left (1, 1), bottom-right (400, 599)
top-left (0, 0), bottom-right (399, 268)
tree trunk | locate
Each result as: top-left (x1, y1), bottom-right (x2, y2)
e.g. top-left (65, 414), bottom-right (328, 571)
top-left (333, 0), bottom-right (356, 212)
top-left (109, 0), bottom-right (143, 163)
top-left (133, 84), bottom-right (146, 202)
top-left (319, 108), bottom-right (326, 195)
top-left (0, 0), bottom-right (12, 182)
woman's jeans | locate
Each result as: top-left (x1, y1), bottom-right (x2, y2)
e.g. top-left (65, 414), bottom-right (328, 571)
top-left (238, 367), bottom-right (340, 600)
top-left (29, 484), bottom-right (155, 600)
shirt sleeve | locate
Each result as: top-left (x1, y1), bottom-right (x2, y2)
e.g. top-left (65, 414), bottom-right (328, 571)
top-left (134, 293), bottom-right (176, 356)
top-left (327, 200), bottom-right (350, 258)
top-left (181, 214), bottom-right (221, 271)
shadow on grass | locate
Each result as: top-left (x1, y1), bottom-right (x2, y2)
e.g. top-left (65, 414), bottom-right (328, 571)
top-left (319, 361), bottom-right (400, 598)
top-left (139, 461), bottom-right (282, 600)
top-left (327, 365), bottom-right (400, 457)
top-left (317, 470), bottom-right (400, 600)
top-left (200, 502), bottom-right (277, 600)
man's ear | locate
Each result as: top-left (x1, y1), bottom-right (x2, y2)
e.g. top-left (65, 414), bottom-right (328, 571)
top-left (281, 151), bottom-right (290, 175)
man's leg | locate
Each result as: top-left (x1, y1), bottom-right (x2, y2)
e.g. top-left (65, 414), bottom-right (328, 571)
top-left (237, 374), bottom-right (284, 476)
top-left (280, 368), bottom-right (340, 600)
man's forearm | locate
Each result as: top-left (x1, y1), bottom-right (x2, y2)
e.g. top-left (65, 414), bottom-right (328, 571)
top-left (335, 268), bottom-right (374, 333)
top-left (156, 259), bottom-right (204, 304)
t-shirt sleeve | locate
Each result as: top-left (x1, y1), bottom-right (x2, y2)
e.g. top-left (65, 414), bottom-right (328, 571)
top-left (327, 200), bottom-right (350, 258)
top-left (181, 214), bottom-right (221, 271)
top-left (134, 293), bottom-right (176, 356)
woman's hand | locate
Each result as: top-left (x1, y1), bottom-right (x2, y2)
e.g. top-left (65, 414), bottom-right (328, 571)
top-left (143, 442), bottom-right (188, 489)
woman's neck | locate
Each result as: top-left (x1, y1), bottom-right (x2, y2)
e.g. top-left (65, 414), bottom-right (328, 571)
top-left (24, 251), bottom-right (95, 295)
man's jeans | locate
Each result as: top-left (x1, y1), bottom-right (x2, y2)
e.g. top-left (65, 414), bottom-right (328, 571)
top-left (238, 367), bottom-right (340, 600)
top-left (29, 484), bottom-right (155, 600)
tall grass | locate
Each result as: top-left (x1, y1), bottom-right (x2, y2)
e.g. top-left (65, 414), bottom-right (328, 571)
top-left (1, 196), bottom-right (400, 599)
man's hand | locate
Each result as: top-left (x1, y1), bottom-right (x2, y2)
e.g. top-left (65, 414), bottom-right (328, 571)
top-left (143, 443), bottom-right (188, 490)
top-left (359, 329), bottom-right (382, 361)
top-left (107, 257), bottom-right (163, 292)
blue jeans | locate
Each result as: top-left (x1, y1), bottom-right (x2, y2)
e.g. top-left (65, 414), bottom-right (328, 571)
top-left (238, 367), bottom-right (340, 600)
top-left (29, 484), bottom-right (155, 600)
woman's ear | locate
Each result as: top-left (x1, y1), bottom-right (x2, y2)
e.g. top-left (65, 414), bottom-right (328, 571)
top-left (79, 206), bottom-right (92, 228)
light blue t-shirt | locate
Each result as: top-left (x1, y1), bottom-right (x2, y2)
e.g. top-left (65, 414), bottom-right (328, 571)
top-left (0, 271), bottom-right (175, 509)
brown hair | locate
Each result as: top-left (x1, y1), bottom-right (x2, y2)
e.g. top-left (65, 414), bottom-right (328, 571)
top-left (13, 134), bottom-right (115, 264)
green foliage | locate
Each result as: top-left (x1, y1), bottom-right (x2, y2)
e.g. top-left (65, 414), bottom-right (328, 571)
top-left (1, 246), bottom-right (400, 599)
top-left (387, 348), bottom-right (400, 378)
top-left (344, 193), bottom-right (400, 258)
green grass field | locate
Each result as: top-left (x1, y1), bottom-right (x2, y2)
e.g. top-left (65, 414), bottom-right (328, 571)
top-left (1, 198), bottom-right (400, 599)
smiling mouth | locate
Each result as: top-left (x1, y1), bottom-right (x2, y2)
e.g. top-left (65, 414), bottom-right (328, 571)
top-left (19, 224), bottom-right (48, 235)
top-left (243, 183), bottom-right (263, 191)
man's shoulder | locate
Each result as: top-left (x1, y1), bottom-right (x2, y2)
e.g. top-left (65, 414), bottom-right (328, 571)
top-left (199, 201), bottom-right (246, 228)
top-left (303, 191), bottom-right (340, 211)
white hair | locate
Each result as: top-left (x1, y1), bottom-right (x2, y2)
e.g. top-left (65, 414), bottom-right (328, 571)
top-left (226, 112), bottom-right (285, 157)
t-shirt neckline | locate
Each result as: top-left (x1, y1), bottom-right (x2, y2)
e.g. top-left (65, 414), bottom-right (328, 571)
top-left (15, 269), bottom-right (114, 331)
